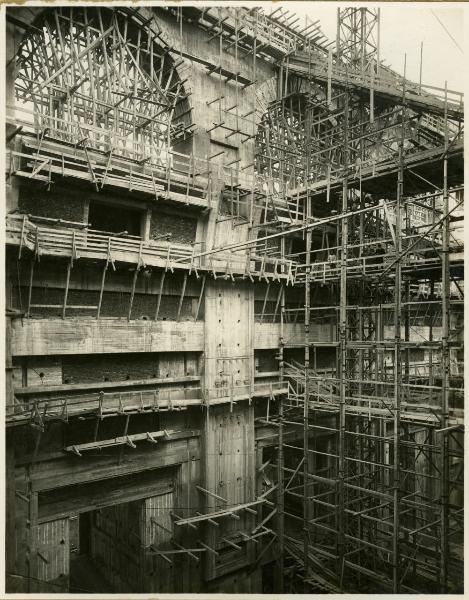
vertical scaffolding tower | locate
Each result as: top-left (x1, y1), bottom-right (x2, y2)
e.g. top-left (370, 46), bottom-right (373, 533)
top-left (262, 8), bottom-right (464, 593)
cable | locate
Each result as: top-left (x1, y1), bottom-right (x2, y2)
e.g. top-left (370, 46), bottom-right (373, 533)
top-left (430, 10), bottom-right (463, 54)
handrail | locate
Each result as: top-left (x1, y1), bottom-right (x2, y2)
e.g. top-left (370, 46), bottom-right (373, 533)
top-left (6, 380), bottom-right (289, 423)
top-left (6, 214), bottom-right (295, 282)
top-left (196, 7), bottom-right (330, 58)
top-left (7, 105), bottom-right (263, 192)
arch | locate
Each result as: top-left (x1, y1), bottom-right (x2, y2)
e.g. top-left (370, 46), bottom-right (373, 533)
top-left (255, 86), bottom-right (338, 191)
top-left (14, 7), bottom-right (191, 164)
top-left (254, 72), bottom-right (407, 192)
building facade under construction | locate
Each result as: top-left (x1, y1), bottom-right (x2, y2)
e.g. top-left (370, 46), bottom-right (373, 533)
top-left (4, 5), bottom-right (464, 594)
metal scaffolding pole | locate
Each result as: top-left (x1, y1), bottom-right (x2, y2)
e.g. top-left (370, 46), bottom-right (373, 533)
top-left (277, 239), bottom-right (286, 591)
top-left (392, 67), bottom-right (405, 593)
top-left (303, 138), bottom-right (312, 593)
top-left (439, 81), bottom-right (450, 593)
top-left (337, 88), bottom-right (349, 589)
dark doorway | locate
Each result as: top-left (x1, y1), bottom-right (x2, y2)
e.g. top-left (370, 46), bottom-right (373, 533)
top-left (88, 201), bottom-right (143, 236)
top-left (78, 511), bottom-right (91, 555)
top-left (69, 500), bottom-right (144, 593)
top-left (69, 510), bottom-right (113, 593)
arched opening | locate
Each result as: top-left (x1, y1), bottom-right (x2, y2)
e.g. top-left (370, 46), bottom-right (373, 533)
top-left (14, 7), bottom-right (191, 166)
top-left (255, 86), bottom-right (343, 193)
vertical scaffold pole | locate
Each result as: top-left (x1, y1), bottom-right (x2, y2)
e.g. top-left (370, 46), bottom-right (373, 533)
top-left (337, 85), bottom-right (349, 590)
top-left (303, 88), bottom-right (312, 590)
top-left (277, 237), bottom-right (285, 592)
top-left (302, 192), bottom-right (311, 587)
top-left (440, 80), bottom-right (450, 593)
top-left (392, 55), bottom-right (406, 594)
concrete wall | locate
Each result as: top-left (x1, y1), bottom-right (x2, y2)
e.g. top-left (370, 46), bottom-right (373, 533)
top-left (10, 319), bottom-right (205, 356)
top-left (5, 6), bottom-right (276, 594)
top-left (8, 251), bottom-right (205, 321)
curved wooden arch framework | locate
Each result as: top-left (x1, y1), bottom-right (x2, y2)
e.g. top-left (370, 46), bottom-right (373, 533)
top-left (15, 7), bottom-right (191, 164)
top-left (255, 91), bottom-right (342, 190)
top-left (254, 83), bottom-right (449, 197)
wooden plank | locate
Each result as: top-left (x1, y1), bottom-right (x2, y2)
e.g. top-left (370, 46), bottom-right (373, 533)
top-left (28, 491), bottom-right (39, 592)
top-left (30, 436), bottom-right (200, 492)
top-left (195, 275), bottom-right (206, 321)
top-left (35, 518), bottom-right (69, 590)
top-left (144, 491), bottom-right (175, 590)
top-left (14, 374), bottom-right (200, 396)
top-left (11, 319), bottom-right (205, 356)
top-left (174, 499), bottom-right (265, 525)
top-left (26, 256), bottom-right (36, 318)
top-left (64, 429), bottom-right (175, 454)
top-left (40, 474), bottom-right (173, 523)
top-left (176, 273), bottom-right (188, 322)
top-left (62, 260), bottom-right (72, 319)
top-left (154, 271), bottom-right (166, 321)
top-left (127, 265), bottom-right (140, 321)
top-left (35, 25), bottom-right (114, 92)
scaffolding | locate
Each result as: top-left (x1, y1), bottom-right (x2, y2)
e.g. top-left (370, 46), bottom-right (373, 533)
top-left (6, 5), bottom-right (464, 593)
top-left (262, 9), bottom-right (464, 594)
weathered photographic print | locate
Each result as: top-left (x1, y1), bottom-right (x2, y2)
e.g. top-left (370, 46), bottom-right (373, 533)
top-left (4, 3), bottom-right (464, 595)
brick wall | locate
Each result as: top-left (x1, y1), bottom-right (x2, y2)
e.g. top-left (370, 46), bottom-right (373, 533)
top-left (62, 352), bottom-right (200, 384)
top-left (13, 287), bottom-right (99, 318)
top-left (11, 259), bottom-right (204, 319)
top-left (18, 184), bottom-right (85, 222)
top-left (13, 287), bottom-right (199, 320)
top-left (12, 356), bottom-right (62, 387)
top-left (254, 300), bottom-right (279, 323)
top-left (100, 292), bottom-right (197, 320)
top-left (62, 353), bottom-right (159, 384)
top-left (149, 209), bottom-right (197, 245)
top-left (66, 289), bottom-right (100, 316)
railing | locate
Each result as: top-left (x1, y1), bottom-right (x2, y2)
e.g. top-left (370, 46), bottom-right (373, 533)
top-left (291, 236), bottom-right (464, 284)
top-left (420, 113), bottom-right (461, 137)
top-left (196, 7), bottom-right (330, 58)
top-left (294, 252), bottom-right (463, 284)
top-left (7, 105), bottom-right (264, 196)
top-left (285, 373), bottom-right (464, 424)
top-left (6, 214), bottom-right (296, 283)
top-left (284, 137), bottom-right (464, 197)
top-left (7, 380), bottom-right (288, 425)
top-left (9, 116), bottom-right (308, 227)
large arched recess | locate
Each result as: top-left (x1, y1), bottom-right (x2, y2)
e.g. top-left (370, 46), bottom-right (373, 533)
top-left (12, 6), bottom-right (192, 165)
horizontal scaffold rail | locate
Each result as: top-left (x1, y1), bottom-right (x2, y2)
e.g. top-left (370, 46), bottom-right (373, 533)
top-left (12, 149), bottom-right (208, 209)
top-left (293, 251), bottom-right (464, 284)
top-left (290, 141), bottom-right (464, 200)
top-left (6, 214), bottom-right (295, 284)
top-left (173, 499), bottom-right (266, 526)
top-left (188, 7), bottom-right (330, 60)
top-left (64, 428), bottom-right (185, 456)
top-left (284, 398), bottom-right (463, 427)
top-left (7, 122), bottom-right (271, 209)
top-left (6, 381), bottom-right (288, 427)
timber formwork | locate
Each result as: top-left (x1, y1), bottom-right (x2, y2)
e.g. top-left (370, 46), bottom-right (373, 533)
top-left (6, 6), bottom-right (322, 592)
